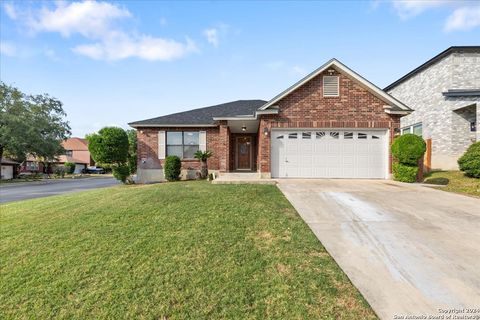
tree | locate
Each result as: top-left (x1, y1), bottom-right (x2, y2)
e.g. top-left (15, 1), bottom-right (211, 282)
top-left (194, 150), bottom-right (212, 179)
top-left (0, 82), bottom-right (70, 177)
top-left (87, 127), bottom-right (130, 183)
top-left (126, 129), bottom-right (137, 174)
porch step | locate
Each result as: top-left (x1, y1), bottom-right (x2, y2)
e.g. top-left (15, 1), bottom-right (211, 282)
top-left (212, 172), bottom-right (277, 185)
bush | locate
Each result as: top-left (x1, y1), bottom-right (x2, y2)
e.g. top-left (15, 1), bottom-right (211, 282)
top-left (164, 156), bottom-right (181, 181)
top-left (458, 142), bottom-right (480, 178)
top-left (54, 166), bottom-right (66, 178)
top-left (112, 163), bottom-right (130, 183)
top-left (392, 163), bottom-right (418, 183)
top-left (391, 134), bottom-right (426, 166)
top-left (64, 162), bottom-right (75, 174)
top-left (87, 127), bottom-right (129, 164)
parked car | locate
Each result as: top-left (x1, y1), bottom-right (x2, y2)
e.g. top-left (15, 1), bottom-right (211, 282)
top-left (85, 166), bottom-right (105, 174)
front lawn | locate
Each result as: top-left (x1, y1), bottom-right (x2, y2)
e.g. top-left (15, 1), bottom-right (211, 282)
top-left (423, 170), bottom-right (480, 197)
top-left (0, 181), bottom-right (375, 319)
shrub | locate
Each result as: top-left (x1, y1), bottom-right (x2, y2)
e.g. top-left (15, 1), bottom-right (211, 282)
top-left (164, 156), bottom-right (181, 181)
top-left (392, 163), bottom-right (418, 183)
top-left (54, 166), bottom-right (66, 178)
top-left (391, 134), bottom-right (426, 166)
top-left (458, 142), bottom-right (480, 178)
top-left (64, 162), bottom-right (75, 174)
top-left (112, 163), bottom-right (130, 183)
top-left (87, 127), bottom-right (129, 164)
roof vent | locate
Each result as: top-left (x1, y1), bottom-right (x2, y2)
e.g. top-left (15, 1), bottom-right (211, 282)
top-left (323, 76), bottom-right (339, 97)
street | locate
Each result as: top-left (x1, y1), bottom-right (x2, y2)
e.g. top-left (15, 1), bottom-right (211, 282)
top-left (0, 177), bottom-right (119, 203)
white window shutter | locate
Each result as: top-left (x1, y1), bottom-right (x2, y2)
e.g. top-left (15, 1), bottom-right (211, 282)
top-left (199, 131), bottom-right (207, 151)
top-left (158, 131), bottom-right (166, 159)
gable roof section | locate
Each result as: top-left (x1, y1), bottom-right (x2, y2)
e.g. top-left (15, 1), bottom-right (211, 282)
top-left (259, 58), bottom-right (411, 113)
top-left (62, 137), bottom-right (88, 151)
top-left (129, 100), bottom-right (267, 127)
top-left (385, 46), bottom-right (480, 91)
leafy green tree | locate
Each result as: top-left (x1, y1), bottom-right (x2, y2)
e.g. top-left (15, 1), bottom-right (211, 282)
top-left (127, 129), bottom-right (137, 174)
top-left (0, 82), bottom-right (70, 177)
top-left (87, 127), bottom-right (130, 183)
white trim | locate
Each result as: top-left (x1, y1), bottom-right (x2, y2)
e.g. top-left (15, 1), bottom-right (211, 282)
top-left (158, 131), bottom-right (166, 160)
top-left (213, 109), bottom-right (279, 121)
top-left (384, 109), bottom-right (411, 115)
top-left (199, 131), bottom-right (207, 152)
top-left (213, 116), bottom-right (256, 121)
top-left (130, 124), bottom-right (217, 128)
top-left (259, 58), bottom-right (412, 112)
top-left (385, 129), bottom-right (390, 179)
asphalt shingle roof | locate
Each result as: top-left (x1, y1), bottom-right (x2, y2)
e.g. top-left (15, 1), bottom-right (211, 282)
top-left (129, 100), bottom-right (267, 127)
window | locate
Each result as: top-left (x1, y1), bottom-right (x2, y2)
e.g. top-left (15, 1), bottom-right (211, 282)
top-left (344, 132), bottom-right (353, 139)
top-left (358, 133), bottom-right (367, 139)
top-left (316, 132), bottom-right (325, 139)
top-left (65, 150), bottom-right (73, 157)
top-left (372, 135), bottom-right (380, 139)
top-left (302, 132), bottom-right (311, 139)
top-left (412, 124), bottom-right (422, 136)
top-left (401, 123), bottom-right (422, 136)
top-left (166, 131), bottom-right (199, 159)
top-left (288, 133), bottom-right (298, 139)
top-left (330, 132), bottom-right (339, 139)
top-left (276, 135), bottom-right (284, 139)
top-left (323, 76), bottom-right (339, 97)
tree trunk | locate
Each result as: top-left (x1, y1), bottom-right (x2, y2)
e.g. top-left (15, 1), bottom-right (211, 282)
top-left (200, 160), bottom-right (208, 179)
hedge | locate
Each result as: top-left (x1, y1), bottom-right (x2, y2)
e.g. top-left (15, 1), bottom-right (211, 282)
top-left (164, 156), bottom-right (181, 181)
top-left (392, 163), bottom-right (418, 183)
top-left (458, 142), bottom-right (480, 178)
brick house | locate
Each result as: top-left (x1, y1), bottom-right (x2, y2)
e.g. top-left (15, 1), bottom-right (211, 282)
top-left (57, 137), bottom-right (94, 173)
top-left (129, 59), bottom-right (412, 183)
top-left (386, 46), bottom-right (480, 170)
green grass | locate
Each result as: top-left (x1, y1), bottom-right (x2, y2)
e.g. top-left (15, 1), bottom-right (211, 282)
top-left (424, 170), bottom-right (480, 197)
top-left (0, 181), bottom-right (376, 319)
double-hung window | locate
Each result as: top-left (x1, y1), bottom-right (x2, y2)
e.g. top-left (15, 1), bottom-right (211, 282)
top-left (166, 131), bottom-right (199, 159)
top-left (401, 123), bottom-right (422, 136)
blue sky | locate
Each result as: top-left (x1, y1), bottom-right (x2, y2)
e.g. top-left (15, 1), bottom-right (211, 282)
top-left (1, 0), bottom-right (479, 137)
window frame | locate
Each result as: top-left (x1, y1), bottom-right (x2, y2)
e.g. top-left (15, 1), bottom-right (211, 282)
top-left (401, 122), bottom-right (423, 136)
top-left (166, 131), bottom-right (200, 160)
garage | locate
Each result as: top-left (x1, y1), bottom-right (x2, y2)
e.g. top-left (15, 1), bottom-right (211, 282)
top-left (1, 165), bottom-right (14, 180)
top-left (271, 129), bottom-right (388, 179)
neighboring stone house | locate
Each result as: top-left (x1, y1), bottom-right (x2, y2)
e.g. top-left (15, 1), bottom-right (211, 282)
top-left (386, 46), bottom-right (480, 170)
top-left (130, 59), bottom-right (411, 183)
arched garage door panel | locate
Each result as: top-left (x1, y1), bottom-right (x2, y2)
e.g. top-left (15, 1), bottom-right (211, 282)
top-left (271, 130), bottom-right (387, 179)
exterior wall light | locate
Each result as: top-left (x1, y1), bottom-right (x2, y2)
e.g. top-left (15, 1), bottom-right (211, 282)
top-left (241, 125), bottom-right (247, 132)
top-left (263, 127), bottom-right (269, 136)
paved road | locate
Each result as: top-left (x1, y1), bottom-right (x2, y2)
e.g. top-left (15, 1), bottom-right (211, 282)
top-left (0, 177), bottom-right (119, 203)
top-left (278, 179), bottom-right (480, 320)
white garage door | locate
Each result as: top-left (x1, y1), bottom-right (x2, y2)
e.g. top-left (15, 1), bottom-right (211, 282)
top-left (1, 165), bottom-right (14, 180)
top-left (271, 129), bottom-right (387, 179)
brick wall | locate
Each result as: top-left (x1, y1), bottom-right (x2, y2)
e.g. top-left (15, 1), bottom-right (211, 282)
top-left (257, 67), bottom-right (401, 173)
top-left (136, 126), bottom-right (221, 171)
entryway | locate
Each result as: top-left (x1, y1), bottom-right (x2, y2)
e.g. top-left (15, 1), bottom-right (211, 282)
top-left (236, 136), bottom-right (253, 171)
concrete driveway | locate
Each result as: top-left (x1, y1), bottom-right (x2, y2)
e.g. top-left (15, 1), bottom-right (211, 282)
top-left (277, 179), bottom-right (480, 319)
top-left (0, 177), bottom-right (118, 203)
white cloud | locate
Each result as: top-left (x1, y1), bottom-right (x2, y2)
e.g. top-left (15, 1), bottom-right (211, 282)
top-left (203, 28), bottom-right (219, 47)
top-left (3, 2), bottom-right (17, 19)
top-left (73, 34), bottom-right (197, 61)
top-left (444, 6), bottom-right (480, 32)
top-left (0, 41), bottom-right (16, 56)
top-left (389, 0), bottom-right (480, 32)
top-left (28, 1), bottom-right (131, 38)
top-left (4, 1), bottom-right (197, 61)
top-left (391, 0), bottom-right (449, 19)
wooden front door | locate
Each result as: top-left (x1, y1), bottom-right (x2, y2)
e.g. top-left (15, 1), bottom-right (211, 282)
top-left (236, 137), bottom-right (252, 170)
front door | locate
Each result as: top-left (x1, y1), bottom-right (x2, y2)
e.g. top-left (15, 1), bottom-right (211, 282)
top-left (236, 137), bottom-right (252, 170)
